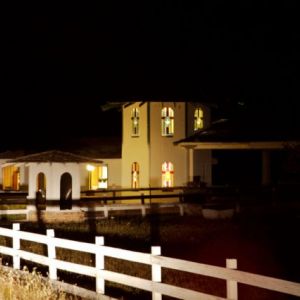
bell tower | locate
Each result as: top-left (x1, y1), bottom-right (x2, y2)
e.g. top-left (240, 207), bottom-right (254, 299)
top-left (121, 102), bottom-right (187, 188)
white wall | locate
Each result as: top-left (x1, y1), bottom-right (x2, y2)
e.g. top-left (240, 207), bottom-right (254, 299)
top-left (149, 102), bottom-right (187, 187)
top-left (121, 102), bottom-right (150, 188)
top-left (27, 163), bottom-right (81, 200)
top-left (101, 158), bottom-right (122, 188)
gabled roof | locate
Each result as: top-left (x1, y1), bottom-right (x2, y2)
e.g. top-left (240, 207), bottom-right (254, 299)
top-left (6, 150), bottom-right (103, 164)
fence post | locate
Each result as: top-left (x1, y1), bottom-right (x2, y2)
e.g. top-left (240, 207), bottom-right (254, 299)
top-left (226, 258), bottom-right (238, 300)
top-left (141, 205), bottom-right (146, 217)
top-left (95, 236), bottom-right (105, 294)
top-left (151, 246), bottom-right (162, 300)
top-left (12, 223), bottom-right (20, 269)
top-left (178, 204), bottom-right (184, 216)
top-left (47, 229), bottom-right (57, 280)
top-left (103, 206), bottom-right (109, 218)
top-left (141, 193), bottom-right (145, 205)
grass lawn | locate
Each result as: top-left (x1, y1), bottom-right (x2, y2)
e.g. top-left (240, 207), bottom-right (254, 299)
top-left (0, 208), bottom-right (299, 300)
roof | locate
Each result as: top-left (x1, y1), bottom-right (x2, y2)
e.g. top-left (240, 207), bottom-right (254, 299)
top-left (175, 118), bottom-right (300, 145)
top-left (6, 150), bottom-right (103, 164)
top-left (0, 150), bottom-right (26, 159)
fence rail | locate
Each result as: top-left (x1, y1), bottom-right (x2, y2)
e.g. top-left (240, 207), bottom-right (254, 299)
top-left (0, 224), bottom-right (299, 299)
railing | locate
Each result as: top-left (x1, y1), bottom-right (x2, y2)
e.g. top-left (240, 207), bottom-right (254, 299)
top-left (0, 224), bottom-right (299, 299)
top-left (1, 190), bottom-right (191, 220)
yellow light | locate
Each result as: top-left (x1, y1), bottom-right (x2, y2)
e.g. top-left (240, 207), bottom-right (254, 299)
top-left (86, 164), bottom-right (95, 172)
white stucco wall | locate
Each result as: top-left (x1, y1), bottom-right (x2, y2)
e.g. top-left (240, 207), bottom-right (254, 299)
top-left (149, 102), bottom-right (187, 187)
top-left (101, 158), bottom-right (122, 188)
top-left (122, 102), bottom-right (150, 188)
top-left (27, 162), bottom-right (81, 200)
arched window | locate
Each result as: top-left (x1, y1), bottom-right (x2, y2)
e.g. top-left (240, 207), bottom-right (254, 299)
top-left (162, 162), bottom-right (174, 187)
top-left (194, 107), bottom-right (204, 131)
top-left (37, 172), bottom-right (46, 192)
top-left (131, 162), bottom-right (140, 188)
top-left (131, 108), bottom-right (140, 136)
top-left (161, 107), bottom-right (174, 136)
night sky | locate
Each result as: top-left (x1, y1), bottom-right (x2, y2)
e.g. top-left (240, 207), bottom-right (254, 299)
top-left (2, 1), bottom-right (299, 151)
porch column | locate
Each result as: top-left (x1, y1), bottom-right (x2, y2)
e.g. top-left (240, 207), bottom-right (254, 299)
top-left (262, 150), bottom-right (271, 186)
top-left (186, 147), bottom-right (195, 184)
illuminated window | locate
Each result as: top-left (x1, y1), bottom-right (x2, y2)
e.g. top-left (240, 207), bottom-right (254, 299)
top-left (161, 107), bottom-right (174, 136)
top-left (162, 162), bottom-right (174, 187)
top-left (98, 165), bottom-right (108, 189)
top-left (131, 108), bottom-right (140, 136)
top-left (2, 166), bottom-right (20, 190)
top-left (131, 162), bottom-right (140, 188)
top-left (194, 108), bottom-right (204, 131)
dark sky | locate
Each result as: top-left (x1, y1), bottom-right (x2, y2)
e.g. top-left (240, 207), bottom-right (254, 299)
top-left (2, 1), bottom-right (300, 150)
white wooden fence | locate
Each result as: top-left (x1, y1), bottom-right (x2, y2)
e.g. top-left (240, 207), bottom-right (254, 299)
top-left (0, 224), bottom-right (300, 300)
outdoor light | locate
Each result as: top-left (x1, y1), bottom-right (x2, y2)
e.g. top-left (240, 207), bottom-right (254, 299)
top-left (86, 164), bottom-right (95, 172)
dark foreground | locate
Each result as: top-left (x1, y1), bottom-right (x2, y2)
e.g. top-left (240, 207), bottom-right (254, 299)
top-left (1, 205), bottom-right (300, 300)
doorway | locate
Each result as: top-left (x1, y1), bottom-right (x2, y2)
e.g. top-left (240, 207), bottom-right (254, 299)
top-left (60, 173), bottom-right (72, 210)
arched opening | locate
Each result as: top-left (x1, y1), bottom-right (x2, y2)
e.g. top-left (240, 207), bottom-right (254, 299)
top-left (131, 108), bottom-right (140, 136)
top-left (131, 162), bottom-right (140, 188)
top-left (162, 162), bottom-right (174, 187)
top-left (36, 172), bottom-right (46, 208)
top-left (60, 173), bottom-right (72, 210)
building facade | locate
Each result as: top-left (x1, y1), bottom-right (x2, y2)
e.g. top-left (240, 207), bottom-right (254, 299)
top-left (121, 101), bottom-right (212, 188)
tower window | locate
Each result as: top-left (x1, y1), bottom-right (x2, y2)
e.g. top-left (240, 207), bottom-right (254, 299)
top-left (131, 108), bottom-right (140, 136)
top-left (194, 108), bottom-right (204, 131)
top-left (131, 162), bottom-right (140, 188)
top-left (162, 162), bottom-right (174, 187)
top-left (161, 107), bottom-right (174, 136)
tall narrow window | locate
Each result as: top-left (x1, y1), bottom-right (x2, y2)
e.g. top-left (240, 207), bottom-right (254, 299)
top-left (131, 108), bottom-right (140, 136)
top-left (162, 162), bottom-right (174, 187)
top-left (98, 165), bottom-right (108, 189)
top-left (194, 107), bottom-right (204, 131)
top-left (131, 162), bottom-right (140, 188)
top-left (161, 107), bottom-right (174, 136)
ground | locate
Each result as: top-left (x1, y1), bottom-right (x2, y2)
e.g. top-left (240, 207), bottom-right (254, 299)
top-left (0, 205), bottom-right (299, 299)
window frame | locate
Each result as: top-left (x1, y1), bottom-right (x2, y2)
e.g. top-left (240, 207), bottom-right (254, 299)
top-left (161, 107), bottom-right (174, 136)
